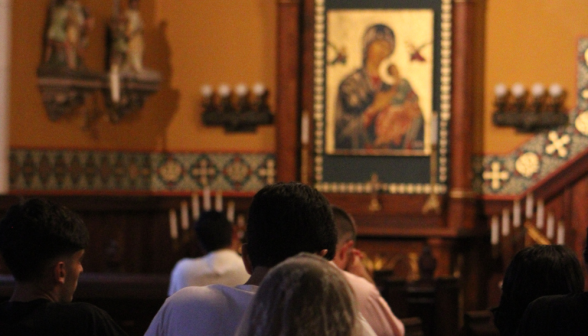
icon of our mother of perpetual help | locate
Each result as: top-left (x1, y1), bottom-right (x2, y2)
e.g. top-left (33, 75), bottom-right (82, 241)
top-left (334, 24), bottom-right (424, 152)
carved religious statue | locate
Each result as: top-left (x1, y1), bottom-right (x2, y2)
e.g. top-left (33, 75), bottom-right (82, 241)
top-left (41, 0), bottom-right (95, 73)
top-left (110, 0), bottom-right (145, 74)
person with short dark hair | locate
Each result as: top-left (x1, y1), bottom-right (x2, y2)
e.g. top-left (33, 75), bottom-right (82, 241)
top-left (0, 198), bottom-right (127, 336)
top-left (145, 183), bottom-right (374, 336)
top-left (517, 240), bottom-right (588, 336)
top-left (167, 211), bottom-right (249, 295)
top-left (331, 205), bottom-right (405, 336)
top-left (492, 244), bottom-right (584, 336)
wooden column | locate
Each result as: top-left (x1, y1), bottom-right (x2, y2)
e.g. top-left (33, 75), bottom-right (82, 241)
top-left (0, 0), bottom-right (11, 194)
top-left (275, 0), bottom-right (302, 182)
top-left (447, 0), bottom-right (477, 230)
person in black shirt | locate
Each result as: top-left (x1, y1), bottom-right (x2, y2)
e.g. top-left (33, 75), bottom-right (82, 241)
top-left (517, 230), bottom-right (588, 336)
top-left (0, 198), bottom-right (127, 336)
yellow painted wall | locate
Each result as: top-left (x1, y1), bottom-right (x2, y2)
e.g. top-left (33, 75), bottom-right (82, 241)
top-left (480, 0), bottom-right (588, 154)
top-left (9, 0), bottom-right (276, 152)
top-left (9, 1), bottom-right (588, 156)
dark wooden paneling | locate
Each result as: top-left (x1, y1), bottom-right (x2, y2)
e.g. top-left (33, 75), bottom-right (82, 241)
top-left (0, 194), bottom-right (254, 275)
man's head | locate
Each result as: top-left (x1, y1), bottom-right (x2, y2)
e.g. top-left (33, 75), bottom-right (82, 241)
top-left (244, 182), bottom-right (337, 270)
top-left (331, 205), bottom-right (357, 270)
top-left (0, 198), bottom-right (89, 302)
top-left (195, 211), bottom-right (233, 253)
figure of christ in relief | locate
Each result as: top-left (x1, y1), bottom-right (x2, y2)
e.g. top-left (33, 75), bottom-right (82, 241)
top-left (335, 24), bottom-right (424, 152)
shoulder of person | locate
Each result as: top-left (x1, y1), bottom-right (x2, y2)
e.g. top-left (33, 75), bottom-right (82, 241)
top-left (342, 270), bottom-right (380, 297)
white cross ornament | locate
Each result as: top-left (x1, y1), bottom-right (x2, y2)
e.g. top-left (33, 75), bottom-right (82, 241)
top-left (545, 131), bottom-right (571, 158)
top-left (191, 159), bottom-right (216, 186)
top-left (483, 161), bottom-right (510, 190)
top-left (258, 159), bottom-right (276, 184)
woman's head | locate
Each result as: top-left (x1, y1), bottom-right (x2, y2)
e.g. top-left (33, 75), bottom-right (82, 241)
top-left (362, 24), bottom-right (395, 67)
top-left (237, 253), bottom-right (358, 336)
top-left (493, 245), bottom-right (585, 336)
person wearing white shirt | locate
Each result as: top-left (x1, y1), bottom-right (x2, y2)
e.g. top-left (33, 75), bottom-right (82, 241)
top-left (147, 183), bottom-right (376, 336)
top-left (167, 211), bottom-right (248, 296)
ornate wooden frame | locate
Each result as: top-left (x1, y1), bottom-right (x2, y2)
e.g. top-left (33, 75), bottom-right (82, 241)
top-left (276, 0), bottom-right (478, 235)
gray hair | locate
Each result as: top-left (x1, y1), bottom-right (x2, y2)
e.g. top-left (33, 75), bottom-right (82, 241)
top-left (236, 253), bottom-right (359, 336)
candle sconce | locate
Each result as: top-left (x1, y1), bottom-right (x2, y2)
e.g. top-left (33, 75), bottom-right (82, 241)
top-left (201, 83), bottom-right (274, 132)
top-left (492, 83), bottom-right (568, 133)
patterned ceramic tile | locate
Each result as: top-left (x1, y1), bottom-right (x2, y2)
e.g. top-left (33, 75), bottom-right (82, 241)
top-left (9, 149), bottom-right (275, 194)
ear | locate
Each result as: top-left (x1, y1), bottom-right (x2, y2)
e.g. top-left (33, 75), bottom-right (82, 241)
top-left (241, 243), bottom-right (253, 274)
top-left (53, 261), bottom-right (67, 285)
top-left (334, 240), bottom-right (354, 269)
top-left (318, 249), bottom-right (329, 257)
top-left (338, 240), bottom-right (354, 259)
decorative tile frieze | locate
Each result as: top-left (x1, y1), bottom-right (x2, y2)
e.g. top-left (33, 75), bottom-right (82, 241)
top-left (9, 149), bottom-right (275, 194)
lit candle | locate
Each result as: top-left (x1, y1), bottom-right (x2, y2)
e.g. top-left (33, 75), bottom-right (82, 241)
top-left (235, 83), bottom-right (248, 97)
top-left (227, 201), bottom-right (236, 223)
top-left (301, 112), bottom-right (309, 145)
top-left (203, 186), bottom-right (211, 211)
top-left (215, 190), bottom-right (223, 212)
top-left (546, 212), bottom-right (555, 239)
top-left (252, 83), bottom-right (266, 97)
top-left (513, 200), bottom-right (521, 228)
top-left (201, 84), bottom-right (213, 98)
top-left (180, 201), bottom-right (189, 230)
top-left (491, 215), bottom-right (499, 245)
top-left (109, 64), bottom-right (120, 103)
top-left (218, 84), bottom-right (231, 98)
top-left (536, 199), bottom-right (545, 229)
top-left (191, 192), bottom-right (200, 220)
top-left (511, 83), bottom-right (526, 99)
top-left (494, 83), bottom-right (508, 99)
top-left (430, 112), bottom-right (438, 146)
top-left (548, 83), bottom-right (563, 98)
top-left (169, 209), bottom-right (178, 240)
top-left (531, 83), bottom-right (545, 98)
top-left (502, 209), bottom-right (510, 236)
top-left (556, 221), bottom-right (565, 245)
top-left (525, 193), bottom-right (534, 219)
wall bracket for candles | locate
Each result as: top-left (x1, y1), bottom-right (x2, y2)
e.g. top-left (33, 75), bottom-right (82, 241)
top-left (201, 84), bottom-right (274, 132)
top-left (492, 83), bottom-right (568, 133)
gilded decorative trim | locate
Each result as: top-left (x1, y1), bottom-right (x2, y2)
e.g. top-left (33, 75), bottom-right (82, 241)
top-left (312, 0), bottom-right (452, 194)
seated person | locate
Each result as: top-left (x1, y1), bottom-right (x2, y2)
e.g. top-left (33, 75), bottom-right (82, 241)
top-left (491, 244), bottom-right (584, 336)
top-left (236, 253), bottom-right (360, 336)
top-left (168, 210), bottom-right (248, 295)
top-left (146, 183), bottom-right (377, 336)
top-left (517, 234), bottom-right (588, 336)
top-left (0, 198), bottom-right (127, 336)
top-left (331, 206), bottom-right (405, 336)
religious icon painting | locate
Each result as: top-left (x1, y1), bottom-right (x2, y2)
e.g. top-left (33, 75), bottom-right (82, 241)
top-left (325, 9), bottom-right (434, 156)
top-left (313, 0), bottom-right (452, 193)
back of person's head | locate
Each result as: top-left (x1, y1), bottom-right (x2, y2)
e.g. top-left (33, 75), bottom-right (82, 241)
top-left (236, 253), bottom-right (358, 336)
top-left (0, 198), bottom-right (89, 283)
top-left (493, 244), bottom-right (585, 336)
top-left (332, 205), bottom-right (357, 244)
top-left (245, 182), bottom-right (337, 268)
top-left (194, 210), bottom-right (232, 252)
